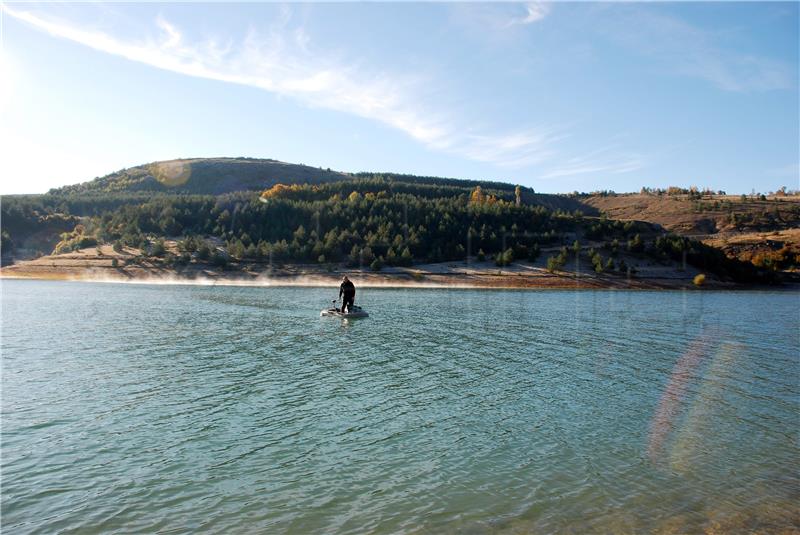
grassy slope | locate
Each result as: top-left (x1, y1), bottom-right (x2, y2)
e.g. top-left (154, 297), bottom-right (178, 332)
top-left (49, 157), bottom-right (353, 195)
top-left (583, 193), bottom-right (800, 235)
top-left (47, 157), bottom-right (593, 212)
top-left (583, 193), bottom-right (800, 269)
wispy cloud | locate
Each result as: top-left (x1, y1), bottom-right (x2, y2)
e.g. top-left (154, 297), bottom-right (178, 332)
top-left (539, 146), bottom-right (644, 180)
top-left (507, 2), bottom-right (551, 27)
top-left (450, 2), bottom-right (551, 36)
top-left (458, 128), bottom-right (563, 168)
top-left (2, 4), bottom-right (558, 168)
top-left (596, 5), bottom-right (795, 92)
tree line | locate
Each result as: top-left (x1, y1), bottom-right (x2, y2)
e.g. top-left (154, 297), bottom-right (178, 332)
top-left (0, 177), bottom-right (778, 282)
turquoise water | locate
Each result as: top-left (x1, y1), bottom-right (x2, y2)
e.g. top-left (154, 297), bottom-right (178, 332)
top-left (2, 280), bottom-right (798, 534)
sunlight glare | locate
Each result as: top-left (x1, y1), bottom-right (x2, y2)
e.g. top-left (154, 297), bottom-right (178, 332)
top-left (0, 48), bottom-right (15, 111)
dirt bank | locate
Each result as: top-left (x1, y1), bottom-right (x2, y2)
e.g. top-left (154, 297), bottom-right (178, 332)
top-left (0, 246), bottom-right (743, 290)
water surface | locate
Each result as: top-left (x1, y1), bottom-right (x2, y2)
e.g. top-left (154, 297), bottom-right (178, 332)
top-left (2, 280), bottom-right (798, 533)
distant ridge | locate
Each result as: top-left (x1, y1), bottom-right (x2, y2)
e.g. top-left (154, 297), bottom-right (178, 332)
top-left (45, 156), bottom-right (594, 213)
top-left (49, 157), bottom-right (352, 195)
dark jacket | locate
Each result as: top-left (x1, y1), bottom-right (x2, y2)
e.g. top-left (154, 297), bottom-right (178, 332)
top-left (339, 280), bottom-right (355, 298)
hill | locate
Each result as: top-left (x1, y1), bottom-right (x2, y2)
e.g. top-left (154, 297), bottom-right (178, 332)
top-left (2, 158), bottom-right (795, 285)
top-left (582, 192), bottom-right (800, 272)
top-left (46, 157), bottom-right (590, 212)
top-left (582, 192), bottom-right (800, 235)
top-left (3, 157), bottom-right (593, 261)
top-left (49, 157), bottom-right (353, 195)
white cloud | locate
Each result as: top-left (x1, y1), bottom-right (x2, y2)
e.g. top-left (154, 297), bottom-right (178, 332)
top-left (507, 2), bottom-right (550, 27)
top-left (539, 146), bottom-right (644, 180)
top-left (457, 129), bottom-right (563, 168)
top-left (2, 5), bottom-right (558, 169)
top-left (449, 2), bottom-right (550, 37)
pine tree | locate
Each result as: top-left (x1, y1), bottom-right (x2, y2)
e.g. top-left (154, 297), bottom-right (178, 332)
top-left (400, 246), bottom-right (413, 266)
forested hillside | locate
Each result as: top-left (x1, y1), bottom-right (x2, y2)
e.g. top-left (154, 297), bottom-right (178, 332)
top-left (4, 176), bottom-right (580, 265)
top-left (1, 158), bottom-right (793, 284)
top-left (2, 162), bottom-right (589, 262)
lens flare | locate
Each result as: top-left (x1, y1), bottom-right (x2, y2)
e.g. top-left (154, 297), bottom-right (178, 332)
top-left (647, 328), bottom-right (720, 464)
top-left (149, 160), bottom-right (192, 187)
top-left (668, 342), bottom-right (742, 473)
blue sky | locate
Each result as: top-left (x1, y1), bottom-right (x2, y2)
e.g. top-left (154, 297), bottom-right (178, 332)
top-left (1, 2), bottom-right (797, 194)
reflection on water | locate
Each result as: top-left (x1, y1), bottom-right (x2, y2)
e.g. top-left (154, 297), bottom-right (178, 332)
top-left (2, 281), bottom-right (798, 534)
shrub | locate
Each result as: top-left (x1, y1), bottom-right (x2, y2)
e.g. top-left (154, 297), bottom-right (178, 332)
top-left (53, 229), bottom-right (97, 255)
top-left (627, 234), bottom-right (644, 253)
top-left (546, 255), bottom-right (565, 273)
top-left (591, 252), bottom-right (604, 273)
top-left (495, 247), bottom-right (514, 267)
top-left (211, 251), bottom-right (228, 267)
top-left (196, 242), bottom-right (211, 261)
top-left (178, 236), bottom-right (199, 253)
top-left (227, 239), bottom-right (245, 259)
top-left (150, 239), bottom-right (166, 257)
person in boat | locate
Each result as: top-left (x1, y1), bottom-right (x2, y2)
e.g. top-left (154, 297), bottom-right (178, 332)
top-left (339, 275), bottom-right (356, 313)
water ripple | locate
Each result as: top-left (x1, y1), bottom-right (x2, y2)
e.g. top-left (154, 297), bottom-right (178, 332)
top-left (2, 281), bottom-right (798, 534)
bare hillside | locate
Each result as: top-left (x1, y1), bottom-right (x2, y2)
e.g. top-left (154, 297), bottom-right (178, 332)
top-left (582, 193), bottom-right (800, 272)
top-left (583, 193), bottom-right (800, 235)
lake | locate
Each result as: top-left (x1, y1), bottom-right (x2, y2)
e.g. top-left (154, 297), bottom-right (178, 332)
top-left (1, 280), bottom-right (798, 533)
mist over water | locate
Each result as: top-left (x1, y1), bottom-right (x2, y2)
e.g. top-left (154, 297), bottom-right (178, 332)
top-left (2, 280), bottom-right (798, 533)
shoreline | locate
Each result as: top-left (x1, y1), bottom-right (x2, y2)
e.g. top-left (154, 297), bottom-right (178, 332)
top-left (1, 260), bottom-right (791, 291)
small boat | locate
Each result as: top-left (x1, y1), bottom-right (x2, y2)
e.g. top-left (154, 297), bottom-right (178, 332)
top-left (320, 300), bottom-right (369, 318)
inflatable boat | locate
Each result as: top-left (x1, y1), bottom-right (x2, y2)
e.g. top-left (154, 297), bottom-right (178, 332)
top-left (320, 301), bottom-right (369, 319)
